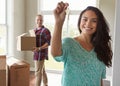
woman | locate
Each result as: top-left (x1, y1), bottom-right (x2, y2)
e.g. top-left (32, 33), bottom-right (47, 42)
top-left (51, 1), bottom-right (112, 86)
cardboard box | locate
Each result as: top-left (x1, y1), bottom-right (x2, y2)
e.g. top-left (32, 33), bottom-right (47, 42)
top-left (29, 29), bottom-right (35, 36)
top-left (0, 55), bottom-right (6, 86)
top-left (7, 57), bottom-right (30, 86)
top-left (17, 33), bottom-right (36, 51)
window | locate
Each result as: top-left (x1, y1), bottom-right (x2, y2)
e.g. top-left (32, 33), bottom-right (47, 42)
top-left (0, 0), bottom-right (7, 55)
top-left (40, 0), bottom-right (97, 37)
top-left (0, 0), bottom-right (6, 24)
top-left (42, 0), bottom-right (97, 11)
top-left (38, 0), bottom-right (97, 71)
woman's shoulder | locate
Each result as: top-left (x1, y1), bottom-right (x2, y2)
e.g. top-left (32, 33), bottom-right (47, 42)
top-left (63, 36), bottom-right (80, 43)
top-left (62, 37), bottom-right (75, 43)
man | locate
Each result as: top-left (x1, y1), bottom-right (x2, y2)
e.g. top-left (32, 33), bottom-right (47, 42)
top-left (33, 14), bottom-right (51, 86)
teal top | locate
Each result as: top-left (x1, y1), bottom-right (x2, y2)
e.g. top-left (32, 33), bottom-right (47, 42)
top-left (54, 37), bottom-right (106, 86)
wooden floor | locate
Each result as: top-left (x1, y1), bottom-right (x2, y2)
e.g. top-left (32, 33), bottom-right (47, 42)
top-left (29, 71), bottom-right (35, 86)
top-left (29, 71), bottom-right (62, 86)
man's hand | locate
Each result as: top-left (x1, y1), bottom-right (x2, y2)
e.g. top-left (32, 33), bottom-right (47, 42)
top-left (33, 47), bottom-right (40, 52)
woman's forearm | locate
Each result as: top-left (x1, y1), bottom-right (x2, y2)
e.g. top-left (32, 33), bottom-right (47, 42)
top-left (51, 22), bottom-right (63, 57)
top-left (51, 1), bottom-right (68, 57)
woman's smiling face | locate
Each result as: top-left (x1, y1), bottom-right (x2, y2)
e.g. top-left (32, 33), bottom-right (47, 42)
top-left (80, 10), bottom-right (98, 36)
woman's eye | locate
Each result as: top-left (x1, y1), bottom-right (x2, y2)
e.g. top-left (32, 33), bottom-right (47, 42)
top-left (92, 20), bottom-right (97, 23)
top-left (82, 18), bottom-right (87, 21)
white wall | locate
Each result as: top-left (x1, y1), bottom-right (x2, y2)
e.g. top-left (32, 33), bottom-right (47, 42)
top-left (7, 0), bottom-right (38, 66)
top-left (7, 0), bottom-right (26, 60)
top-left (99, 1), bottom-right (115, 86)
top-left (112, 0), bottom-right (120, 85)
top-left (99, 0), bottom-right (115, 41)
top-left (25, 0), bottom-right (38, 67)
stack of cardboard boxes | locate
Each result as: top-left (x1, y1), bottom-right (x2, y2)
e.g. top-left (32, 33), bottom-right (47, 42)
top-left (7, 57), bottom-right (30, 86)
top-left (10, 30), bottom-right (35, 86)
top-left (0, 55), bottom-right (6, 86)
top-left (0, 56), bottom-right (30, 86)
top-left (0, 30), bottom-right (35, 86)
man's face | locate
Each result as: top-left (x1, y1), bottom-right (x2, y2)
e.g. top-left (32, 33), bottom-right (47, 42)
top-left (35, 15), bottom-right (43, 28)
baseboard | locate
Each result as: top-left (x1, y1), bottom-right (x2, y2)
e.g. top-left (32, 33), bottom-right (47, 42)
top-left (46, 69), bottom-right (62, 74)
top-left (30, 67), bottom-right (62, 74)
top-left (103, 76), bottom-right (111, 86)
top-left (103, 79), bottom-right (110, 86)
top-left (30, 67), bottom-right (34, 71)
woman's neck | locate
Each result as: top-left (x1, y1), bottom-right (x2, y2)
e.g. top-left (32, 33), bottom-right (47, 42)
top-left (79, 34), bottom-right (92, 44)
top-left (74, 35), bottom-right (94, 51)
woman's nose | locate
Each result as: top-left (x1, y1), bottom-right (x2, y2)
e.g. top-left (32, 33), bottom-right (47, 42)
top-left (85, 21), bottom-right (91, 27)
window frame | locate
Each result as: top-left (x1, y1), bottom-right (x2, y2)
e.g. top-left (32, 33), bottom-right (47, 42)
top-left (0, 0), bottom-right (7, 55)
top-left (0, 0), bottom-right (7, 24)
top-left (38, 0), bottom-right (99, 38)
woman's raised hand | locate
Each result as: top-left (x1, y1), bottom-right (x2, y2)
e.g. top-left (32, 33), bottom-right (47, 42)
top-left (54, 1), bottom-right (69, 23)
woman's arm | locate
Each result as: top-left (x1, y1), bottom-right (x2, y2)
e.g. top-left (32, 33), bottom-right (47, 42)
top-left (51, 1), bottom-right (69, 57)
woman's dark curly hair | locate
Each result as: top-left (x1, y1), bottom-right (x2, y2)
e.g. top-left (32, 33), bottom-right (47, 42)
top-left (77, 6), bottom-right (113, 67)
